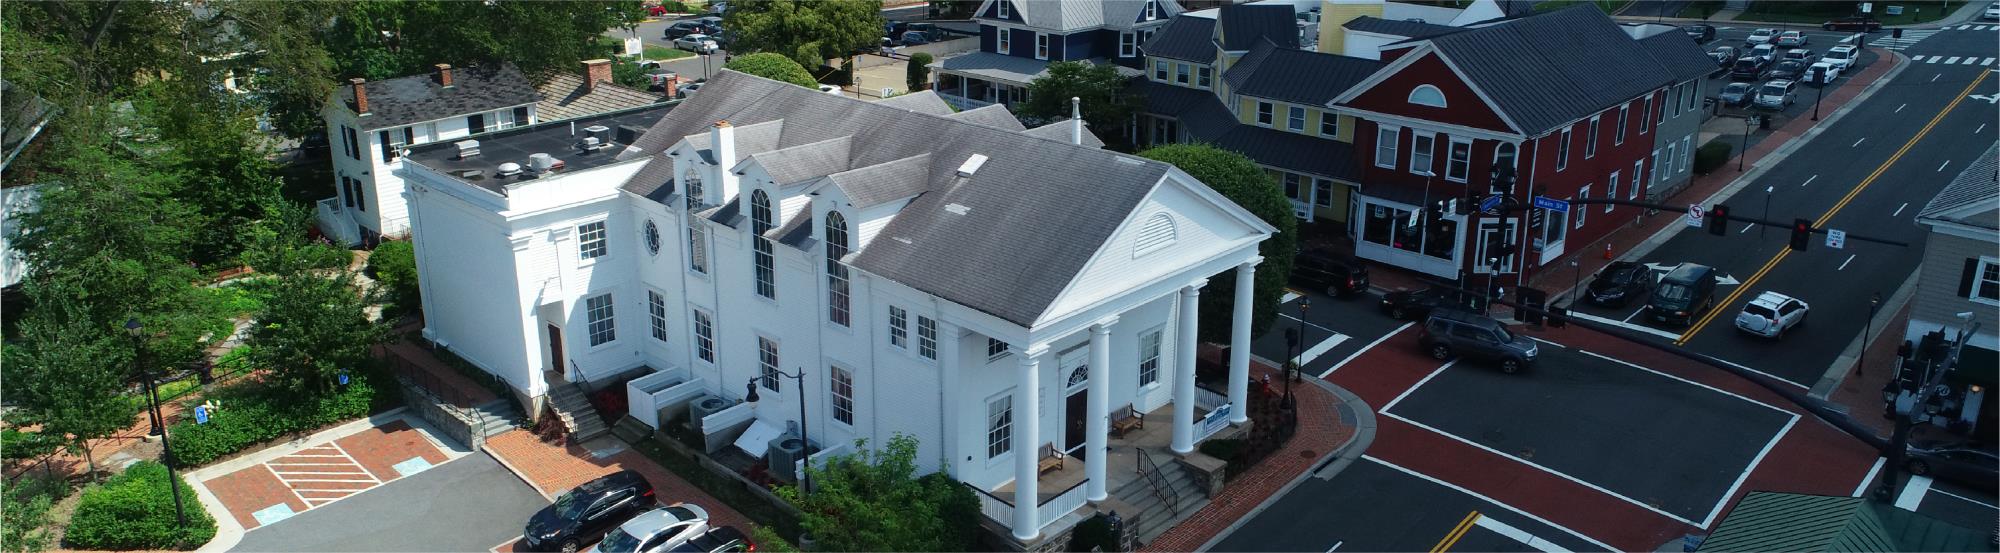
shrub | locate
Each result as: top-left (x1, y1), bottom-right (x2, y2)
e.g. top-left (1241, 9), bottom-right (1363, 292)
top-left (2, 474), bottom-right (67, 553)
top-left (1067, 514), bottom-right (1120, 552)
top-left (778, 434), bottom-right (980, 552)
top-left (167, 371), bottom-right (391, 466)
top-left (368, 240), bottom-right (420, 315)
top-left (1694, 140), bottom-right (1733, 175)
top-left (906, 52), bottom-right (933, 92)
top-left (1198, 438), bottom-right (1244, 461)
top-left (750, 525), bottom-right (798, 553)
top-left (723, 53), bottom-right (818, 88)
top-left (65, 461), bottom-right (217, 550)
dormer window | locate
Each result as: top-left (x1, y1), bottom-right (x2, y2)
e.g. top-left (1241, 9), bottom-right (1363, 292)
top-left (1146, 0), bottom-right (1158, 20)
top-left (751, 190), bottom-right (775, 299)
top-left (997, 0), bottom-right (1010, 19)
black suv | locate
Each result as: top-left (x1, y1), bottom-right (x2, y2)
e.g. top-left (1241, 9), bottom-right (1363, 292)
top-left (1729, 56), bottom-right (1770, 80)
top-left (1585, 261), bottom-right (1655, 307)
top-left (524, 470), bottom-right (657, 552)
top-left (1768, 59), bottom-right (1808, 81)
top-left (1682, 24), bottom-right (1716, 43)
top-left (1417, 309), bottom-right (1538, 373)
top-left (1293, 251), bottom-right (1371, 297)
top-left (1379, 286), bottom-right (1471, 320)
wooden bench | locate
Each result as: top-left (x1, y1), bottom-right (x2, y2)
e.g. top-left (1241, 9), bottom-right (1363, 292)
top-left (1037, 444), bottom-right (1065, 476)
top-left (1111, 405), bottom-right (1144, 437)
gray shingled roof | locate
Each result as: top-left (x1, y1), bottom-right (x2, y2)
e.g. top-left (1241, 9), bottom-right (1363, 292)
top-left (818, 153), bottom-right (933, 209)
top-left (1218, 4), bottom-right (1297, 50)
top-left (1006, 0), bottom-right (1180, 33)
top-left (1638, 31), bottom-right (1722, 82)
top-left (1419, 5), bottom-right (1680, 135)
top-left (340, 64), bottom-right (540, 130)
top-left (626, 155), bottom-right (677, 203)
top-left (535, 72), bottom-right (666, 122)
top-left (749, 136), bottom-right (853, 186)
top-left (937, 52), bottom-right (1055, 85)
top-left (874, 90), bottom-right (955, 115)
top-left (622, 70), bottom-right (1193, 326)
top-left (1023, 119), bottom-right (1107, 148)
top-left (1918, 143), bottom-right (1999, 230)
top-left (1226, 39), bottom-right (1384, 106)
top-left (1140, 81), bottom-right (1358, 181)
top-left (1142, 15), bottom-right (1217, 62)
top-left (1343, 16), bottom-right (1462, 40)
top-left (948, 104), bottom-right (1028, 131)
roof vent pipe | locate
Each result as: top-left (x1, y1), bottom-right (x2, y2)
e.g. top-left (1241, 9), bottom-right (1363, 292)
top-left (1070, 97), bottom-right (1083, 146)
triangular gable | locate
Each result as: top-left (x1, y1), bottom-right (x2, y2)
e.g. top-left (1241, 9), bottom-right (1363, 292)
top-left (1332, 45), bottom-right (1521, 135)
top-left (976, 0), bottom-right (1025, 24)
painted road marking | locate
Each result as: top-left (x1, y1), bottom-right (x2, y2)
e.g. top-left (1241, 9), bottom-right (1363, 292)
top-left (1979, 123), bottom-right (1989, 134)
top-left (1933, 488), bottom-right (2000, 510)
top-left (1802, 174), bottom-right (1818, 187)
top-left (1939, 159), bottom-right (1952, 172)
top-left (1564, 309), bottom-right (1684, 340)
top-left (1320, 321), bottom-right (1413, 378)
top-left (1294, 332), bottom-right (1352, 367)
top-left (1366, 456), bottom-right (1618, 552)
top-left (1852, 457), bottom-right (1886, 497)
top-left (1894, 202), bottom-right (1909, 217)
top-left (251, 503), bottom-right (298, 527)
top-left (1474, 514), bottom-right (1573, 553)
top-left (1967, 57), bottom-right (1983, 65)
top-left (1325, 540), bottom-right (1344, 552)
top-left (1839, 254), bottom-right (1857, 271)
top-left (1383, 360), bottom-right (1457, 411)
top-left (1947, 57), bottom-right (1964, 65)
top-left (1677, 71), bottom-right (1992, 345)
top-left (1896, 102), bottom-right (1907, 112)
top-left (1913, 55), bottom-right (1927, 62)
top-left (1934, 73), bottom-right (1943, 82)
top-left (1739, 223), bottom-right (1754, 234)
top-left (1432, 511), bottom-right (1480, 553)
top-left (1985, 58), bottom-right (1997, 66)
top-left (1895, 475), bottom-right (1933, 510)
top-left (1573, 349), bottom-right (1794, 413)
top-left (1381, 412), bottom-right (1701, 526)
top-left (1709, 355), bottom-right (1812, 390)
top-left (1279, 313), bottom-right (1345, 335)
top-left (1853, 137), bottom-right (1867, 147)
top-left (1283, 290), bottom-right (1302, 303)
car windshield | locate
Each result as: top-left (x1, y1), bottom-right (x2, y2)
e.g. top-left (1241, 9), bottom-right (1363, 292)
top-left (552, 491), bottom-right (591, 519)
top-left (1762, 84), bottom-right (1787, 95)
top-left (598, 528), bottom-right (643, 553)
top-left (1735, 59), bottom-right (1759, 69)
top-left (1657, 283), bottom-right (1692, 301)
top-left (1725, 83), bottom-right (1752, 94)
top-left (1492, 326), bottom-right (1515, 343)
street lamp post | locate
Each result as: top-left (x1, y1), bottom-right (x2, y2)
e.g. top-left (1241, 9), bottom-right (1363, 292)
top-left (1570, 259), bottom-right (1582, 305)
top-left (1739, 115), bottom-right (1753, 172)
top-left (125, 319), bottom-right (187, 529)
top-left (1860, 293), bottom-right (1882, 376)
top-left (1761, 186), bottom-right (1774, 238)
top-left (1280, 328), bottom-right (1297, 410)
top-left (1812, 69), bottom-right (1827, 121)
top-left (1297, 297), bottom-right (1311, 382)
top-left (745, 370), bottom-right (810, 494)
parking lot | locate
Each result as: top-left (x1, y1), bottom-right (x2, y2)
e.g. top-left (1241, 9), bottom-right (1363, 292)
top-left (229, 453), bottom-right (547, 552)
top-left (204, 419), bottom-right (454, 531)
top-left (1695, 24), bottom-right (1884, 130)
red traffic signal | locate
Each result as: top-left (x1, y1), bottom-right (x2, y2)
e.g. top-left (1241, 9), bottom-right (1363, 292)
top-left (1790, 218), bottom-right (1812, 251)
top-left (1707, 204), bottom-right (1730, 236)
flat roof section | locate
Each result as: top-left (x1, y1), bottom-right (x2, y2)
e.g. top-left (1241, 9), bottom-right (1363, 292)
top-left (406, 104), bottom-right (674, 195)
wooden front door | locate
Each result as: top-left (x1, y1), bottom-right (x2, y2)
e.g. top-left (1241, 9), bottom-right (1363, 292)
top-left (1065, 390), bottom-right (1087, 461)
top-left (548, 324), bottom-right (565, 375)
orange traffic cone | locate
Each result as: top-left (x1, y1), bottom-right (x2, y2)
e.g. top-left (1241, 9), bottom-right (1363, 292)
top-left (1603, 243), bottom-right (1613, 260)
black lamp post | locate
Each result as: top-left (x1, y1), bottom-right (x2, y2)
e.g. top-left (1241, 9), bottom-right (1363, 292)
top-left (1812, 66), bottom-right (1827, 121)
top-left (745, 371), bottom-right (810, 495)
top-left (1739, 116), bottom-right (1753, 172)
top-left (126, 318), bottom-right (187, 529)
top-left (1296, 297), bottom-right (1311, 384)
top-left (1280, 328), bottom-right (1298, 410)
top-left (1860, 292), bottom-right (1882, 376)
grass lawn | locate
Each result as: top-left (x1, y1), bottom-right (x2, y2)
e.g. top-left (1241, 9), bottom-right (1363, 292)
top-left (1533, 0), bottom-right (1634, 14)
top-left (1740, 0), bottom-right (1957, 25)
top-left (644, 45), bottom-right (693, 61)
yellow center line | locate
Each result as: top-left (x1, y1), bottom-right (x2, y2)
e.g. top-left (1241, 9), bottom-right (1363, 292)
top-left (1431, 510), bottom-right (1481, 553)
top-left (1676, 71), bottom-right (1993, 345)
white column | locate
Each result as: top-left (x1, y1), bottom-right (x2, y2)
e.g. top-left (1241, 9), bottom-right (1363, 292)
top-left (1229, 259), bottom-right (1260, 425)
top-left (1085, 317), bottom-right (1117, 501)
top-left (1172, 280), bottom-right (1205, 454)
top-left (1011, 345), bottom-right (1044, 541)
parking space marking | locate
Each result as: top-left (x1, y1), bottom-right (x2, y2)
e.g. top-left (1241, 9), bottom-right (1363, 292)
top-left (1802, 174), bottom-right (1818, 187)
top-left (1474, 514), bottom-right (1572, 553)
top-left (1838, 254), bottom-right (1857, 270)
top-left (1895, 475), bottom-right (1933, 511)
top-left (1894, 202), bottom-right (1909, 217)
top-left (1383, 360), bottom-right (1457, 411)
top-left (1932, 488), bottom-right (1999, 510)
top-left (1853, 137), bottom-right (1867, 147)
top-left (1562, 310), bottom-right (1683, 340)
top-left (1325, 540), bottom-right (1344, 552)
top-left (1701, 416), bottom-right (1797, 528)
top-left (1320, 321), bottom-right (1413, 378)
top-left (1852, 457), bottom-right (1886, 497)
top-left (1939, 159), bottom-right (1952, 172)
top-left (1364, 456), bottom-right (1618, 552)
top-left (1896, 102), bottom-right (1907, 112)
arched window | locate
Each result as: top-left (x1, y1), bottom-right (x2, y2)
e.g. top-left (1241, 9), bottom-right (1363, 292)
top-left (1407, 85), bottom-right (1447, 108)
top-left (1134, 213), bottom-right (1177, 256)
top-left (683, 168), bottom-right (703, 210)
top-left (751, 190), bottom-right (775, 299)
top-left (1495, 143), bottom-right (1518, 168)
top-left (825, 212), bottom-right (851, 326)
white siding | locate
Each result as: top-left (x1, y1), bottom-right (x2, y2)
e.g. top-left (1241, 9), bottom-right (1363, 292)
top-left (1040, 175), bottom-right (1263, 322)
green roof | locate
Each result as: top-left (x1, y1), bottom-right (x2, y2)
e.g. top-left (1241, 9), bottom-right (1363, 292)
top-left (1700, 492), bottom-right (1992, 553)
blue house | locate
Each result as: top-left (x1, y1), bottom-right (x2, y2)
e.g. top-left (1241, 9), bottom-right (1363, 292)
top-left (934, 0), bottom-right (1178, 110)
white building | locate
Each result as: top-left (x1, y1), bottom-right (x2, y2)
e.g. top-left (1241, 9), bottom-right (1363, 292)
top-left (401, 70), bottom-right (1274, 541)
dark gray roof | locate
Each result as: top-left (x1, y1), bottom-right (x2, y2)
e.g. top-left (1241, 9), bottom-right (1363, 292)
top-left (1918, 143), bottom-right (1999, 230)
top-left (949, 104), bottom-right (1028, 131)
top-left (623, 70), bottom-right (1187, 326)
top-left (1218, 4), bottom-right (1297, 50)
top-left (750, 136), bottom-right (853, 186)
top-left (1226, 40), bottom-right (1384, 106)
top-left (821, 153), bottom-right (933, 208)
top-left (1142, 15), bottom-right (1217, 62)
top-left (535, 72), bottom-right (666, 122)
top-left (1140, 81), bottom-right (1358, 181)
top-left (1639, 31), bottom-right (1722, 82)
top-left (874, 90), bottom-right (955, 115)
top-left (770, 209), bottom-right (816, 250)
top-left (1023, 119), bottom-right (1107, 148)
top-left (1343, 16), bottom-right (1462, 40)
top-left (937, 52), bottom-right (1055, 85)
top-left (403, 104), bottom-right (672, 196)
top-left (1420, 5), bottom-right (1678, 135)
top-left (626, 156), bottom-right (677, 202)
top-left (1141, 80), bottom-right (1237, 138)
top-left (341, 64), bottom-right (541, 130)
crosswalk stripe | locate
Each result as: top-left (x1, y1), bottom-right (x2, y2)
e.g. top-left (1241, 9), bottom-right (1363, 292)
top-left (1984, 57), bottom-right (1997, 66)
top-left (1958, 24), bottom-right (1972, 30)
top-left (1965, 57), bottom-right (1981, 64)
top-left (1947, 56), bottom-right (1964, 64)
top-left (1913, 55), bottom-right (1927, 62)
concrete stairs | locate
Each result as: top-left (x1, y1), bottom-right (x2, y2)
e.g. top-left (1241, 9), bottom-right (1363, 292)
top-left (469, 398), bottom-right (522, 438)
top-left (546, 381), bottom-right (609, 442)
top-left (1110, 457), bottom-right (1210, 547)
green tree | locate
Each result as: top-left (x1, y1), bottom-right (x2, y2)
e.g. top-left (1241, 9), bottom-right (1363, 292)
top-left (723, 52), bottom-right (819, 87)
top-left (64, 461), bottom-right (217, 550)
top-left (1021, 61), bottom-right (1138, 145)
top-left (778, 434), bottom-right (979, 552)
top-left (368, 239), bottom-right (421, 316)
top-left (134, 82), bottom-right (286, 267)
top-left (1138, 144), bottom-right (1296, 343)
top-left (724, 0), bottom-right (883, 72)
top-left (906, 52), bottom-right (932, 92)
top-left (0, 280), bottom-right (140, 481)
top-left (246, 267), bottom-right (388, 397)
top-left (241, 200), bottom-right (351, 276)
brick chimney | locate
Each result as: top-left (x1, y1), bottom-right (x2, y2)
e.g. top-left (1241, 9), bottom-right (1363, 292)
top-left (434, 63), bottom-right (453, 87)
top-left (349, 78), bottom-right (369, 114)
top-left (582, 59), bottom-right (612, 93)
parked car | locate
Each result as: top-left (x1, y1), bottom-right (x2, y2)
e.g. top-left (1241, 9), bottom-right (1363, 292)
top-left (669, 527), bottom-right (754, 553)
top-left (1293, 250), bottom-right (1371, 297)
top-left (1986, 2), bottom-right (1999, 20)
top-left (1822, 45), bottom-right (1858, 71)
top-left (586, 504), bottom-right (712, 553)
top-left (1733, 291), bottom-right (1810, 339)
top-left (897, 31), bottom-right (934, 45)
top-left (523, 471), bottom-right (657, 553)
top-left (1683, 23), bottom-right (1716, 43)
top-left (676, 81), bottom-right (704, 98)
top-left (1417, 309), bottom-right (1538, 374)
top-left (664, 20), bottom-right (706, 39)
top-left (1775, 30), bottom-right (1808, 47)
top-left (1822, 16), bottom-right (1882, 32)
top-left (1749, 43), bottom-right (1777, 61)
top-left (1803, 61), bottom-right (1843, 85)
top-left (1585, 261), bottom-right (1656, 307)
top-left (1718, 82), bottom-right (1757, 107)
top-left (1782, 48), bottom-right (1817, 64)
top-left (1380, 286), bottom-right (1471, 320)
top-left (1754, 79), bottom-right (1798, 109)
top-left (1744, 28), bottom-right (1777, 47)
top-left (645, 3), bottom-right (669, 17)
top-left (1646, 263), bottom-right (1717, 326)
top-left (1768, 60), bottom-right (1809, 81)
top-left (675, 34), bottom-right (720, 54)
top-left (1729, 56), bottom-right (1771, 80)
top-left (1905, 443), bottom-right (1999, 491)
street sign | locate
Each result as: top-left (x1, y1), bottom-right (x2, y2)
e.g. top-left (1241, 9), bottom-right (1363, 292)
top-left (1479, 195), bottom-right (1503, 213)
top-left (1860, 2), bottom-right (1872, 13)
top-left (338, 370), bottom-right (350, 386)
top-left (1686, 204), bottom-right (1705, 228)
top-left (624, 37), bottom-right (643, 57)
top-left (1531, 196), bottom-right (1569, 213)
top-left (1827, 229), bottom-right (1847, 249)
top-left (195, 406), bottom-right (209, 425)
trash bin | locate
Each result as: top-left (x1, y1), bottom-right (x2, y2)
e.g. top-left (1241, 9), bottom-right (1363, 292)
top-left (1759, 115), bottom-right (1771, 130)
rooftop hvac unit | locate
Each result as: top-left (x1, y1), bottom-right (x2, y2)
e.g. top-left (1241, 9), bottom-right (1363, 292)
top-left (455, 139), bottom-right (481, 159)
top-left (689, 394), bottom-right (730, 423)
top-left (956, 153), bottom-right (988, 178)
top-left (581, 137), bottom-right (612, 151)
top-left (616, 125), bottom-right (647, 145)
top-left (528, 153), bottom-right (558, 173)
top-left (497, 162), bottom-right (523, 177)
top-left (583, 125), bottom-right (611, 139)
top-left (766, 433), bottom-right (809, 482)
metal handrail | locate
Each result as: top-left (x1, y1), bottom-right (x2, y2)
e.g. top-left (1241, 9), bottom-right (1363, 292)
top-left (1134, 447), bottom-right (1181, 516)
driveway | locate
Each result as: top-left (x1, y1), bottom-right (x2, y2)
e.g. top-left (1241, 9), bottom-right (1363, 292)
top-left (230, 452), bottom-right (547, 552)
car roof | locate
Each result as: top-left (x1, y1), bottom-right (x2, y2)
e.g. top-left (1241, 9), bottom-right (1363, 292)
top-left (1830, 45), bottom-right (1857, 51)
top-left (1748, 291), bottom-right (1796, 308)
top-left (1428, 308), bottom-right (1501, 328)
top-left (1765, 79), bottom-right (1794, 86)
top-left (616, 504), bottom-right (706, 534)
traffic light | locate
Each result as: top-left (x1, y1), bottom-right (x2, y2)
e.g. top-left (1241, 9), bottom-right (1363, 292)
top-left (1708, 204), bottom-right (1730, 236)
top-left (1790, 218), bottom-right (1812, 251)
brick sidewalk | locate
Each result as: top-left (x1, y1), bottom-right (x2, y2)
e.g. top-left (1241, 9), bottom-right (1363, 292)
top-left (204, 420), bottom-right (450, 530)
top-left (1141, 349), bottom-right (1357, 552)
top-left (1826, 303), bottom-right (1913, 440)
top-left (483, 430), bottom-right (753, 533)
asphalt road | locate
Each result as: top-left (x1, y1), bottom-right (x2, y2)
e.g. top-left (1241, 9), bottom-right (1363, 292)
top-left (1253, 287), bottom-right (1410, 377)
top-left (230, 453), bottom-right (548, 552)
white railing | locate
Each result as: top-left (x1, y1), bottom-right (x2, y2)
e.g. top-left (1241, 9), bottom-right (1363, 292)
top-left (969, 484), bottom-right (1014, 525)
top-left (1035, 481), bottom-right (1090, 530)
top-left (700, 401), bottom-right (753, 434)
top-left (938, 91), bottom-right (995, 111)
top-left (625, 367), bottom-right (692, 429)
top-left (1195, 384), bottom-right (1229, 411)
top-left (1197, 403), bottom-right (1233, 442)
top-left (795, 440), bottom-right (852, 482)
top-left (315, 197), bottom-right (359, 247)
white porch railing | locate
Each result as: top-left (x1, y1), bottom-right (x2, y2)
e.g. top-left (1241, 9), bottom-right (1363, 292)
top-left (1195, 384), bottom-right (1229, 411)
top-left (963, 479), bottom-right (1092, 535)
top-left (969, 484), bottom-right (1014, 525)
top-left (938, 91), bottom-right (995, 111)
top-left (315, 197), bottom-right (359, 247)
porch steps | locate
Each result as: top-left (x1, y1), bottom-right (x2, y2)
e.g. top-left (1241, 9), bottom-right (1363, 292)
top-left (1109, 457), bottom-right (1210, 546)
top-left (470, 398), bottom-right (522, 438)
top-left (546, 381), bottom-right (609, 442)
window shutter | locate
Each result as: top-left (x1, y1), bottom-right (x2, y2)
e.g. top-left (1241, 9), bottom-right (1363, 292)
top-left (1960, 258), bottom-right (1979, 297)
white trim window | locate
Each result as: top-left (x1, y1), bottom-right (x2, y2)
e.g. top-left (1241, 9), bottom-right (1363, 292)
top-left (825, 212), bottom-right (851, 327)
top-left (758, 336), bottom-right (781, 391)
top-left (1660, 145), bottom-right (1674, 185)
top-left (1375, 126), bottom-right (1400, 169)
top-left (1146, 0), bottom-right (1158, 19)
top-left (1256, 101), bottom-right (1274, 125)
top-left (693, 309), bottom-right (715, 362)
top-left (1631, 160), bottom-right (1644, 199)
top-left (830, 365), bottom-right (855, 425)
top-left (1175, 63), bottom-right (1190, 85)
top-left (1657, 90), bottom-right (1668, 124)
top-left (987, 338), bottom-right (1011, 360)
top-left (688, 226), bottom-right (708, 274)
top-left (1969, 257), bottom-right (2000, 304)
top-left (1282, 172), bottom-right (1303, 201)
top-left (888, 306), bottom-right (909, 348)
top-left (999, 28), bottom-right (1012, 54)
top-left (751, 190), bottom-right (776, 299)
top-left (1680, 136), bottom-right (1693, 173)
top-left (997, 0), bottom-right (1010, 19)
top-left (1575, 186), bottom-right (1590, 229)
top-left (1196, 66), bottom-right (1211, 88)
top-left (1408, 85), bottom-right (1447, 107)
top-left (1137, 329), bottom-right (1162, 386)
top-left (1153, 60), bottom-right (1168, 81)
top-left (987, 395), bottom-right (1013, 458)
top-left (1287, 106), bottom-right (1306, 131)
top-left (1120, 32), bottom-right (1136, 57)
top-left (1555, 127), bottom-right (1573, 171)
top-left (1320, 112), bottom-right (1338, 137)
top-left (1605, 171), bottom-right (1620, 213)
top-left (1410, 132), bottom-right (1436, 176)
top-left (917, 316), bottom-right (938, 360)
top-left (578, 221), bottom-right (608, 260)
top-left (1615, 105), bottom-right (1628, 145)
top-left (586, 294), bottom-right (616, 346)
top-left (1584, 115), bottom-right (1600, 159)
top-left (1315, 178), bottom-right (1334, 208)
top-left (1035, 33), bottom-right (1049, 60)
top-left (1673, 84), bottom-right (1684, 118)
top-left (1641, 95), bottom-right (1653, 133)
top-left (1445, 137), bottom-right (1471, 182)
top-left (648, 290), bottom-right (669, 342)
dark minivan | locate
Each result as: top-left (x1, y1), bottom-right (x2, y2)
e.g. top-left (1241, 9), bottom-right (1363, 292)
top-left (1417, 308), bottom-right (1538, 373)
top-left (1729, 56), bottom-right (1769, 80)
top-left (524, 470), bottom-right (657, 552)
top-left (1647, 263), bottom-right (1718, 326)
top-left (1293, 250), bottom-right (1371, 297)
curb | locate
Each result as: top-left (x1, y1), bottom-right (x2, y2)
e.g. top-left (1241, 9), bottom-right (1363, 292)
top-left (483, 433), bottom-right (557, 501)
top-left (185, 406), bottom-right (413, 553)
top-left (1194, 381), bottom-right (1375, 552)
top-left (1811, 269), bottom-right (1922, 399)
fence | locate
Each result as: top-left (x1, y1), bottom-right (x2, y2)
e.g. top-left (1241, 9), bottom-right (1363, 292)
top-left (963, 479), bottom-right (1092, 535)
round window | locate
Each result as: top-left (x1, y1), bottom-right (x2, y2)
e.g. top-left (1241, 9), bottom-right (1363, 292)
top-left (643, 219), bottom-right (661, 255)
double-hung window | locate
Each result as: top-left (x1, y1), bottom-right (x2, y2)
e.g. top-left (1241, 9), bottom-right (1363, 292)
top-left (830, 366), bottom-right (854, 425)
top-left (987, 395), bottom-right (1013, 458)
top-left (1375, 126), bottom-right (1399, 168)
top-left (578, 221), bottom-right (608, 260)
top-left (917, 316), bottom-right (938, 360)
top-left (586, 294), bottom-right (616, 346)
top-left (1555, 127), bottom-right (1573, 171)
top-left (1287, 106), bottom-right (1306, 131)
top-left (1035, 33), bottom-right (1049, 60)
top-left (1575, 186), bottom-right (1590, 229)
top-left (1967, 257), bottom-right (2000, 304)
top-left (758, 337), bottom-right (780, 392)
top-left (1256, 102), bottom-right (1273, 125)
top-left (1680, 136), bottom-right (1693, 173)
top-left (1657, 91), bottom-right (1668, 125)
top-left (1584, 115), bottom-right (1600, 159)
top-left (1445, 138), bottom-right (1471, 182)
top-left (1661, 144), bottom-right (1676, 185)
top-left (468, 113), bottom-right (487, 134)
top-left (1283, 173), bottom-right (1302, 200)
top-left (379, 130), bottom-right (399, 162)
top-left (1145, 0), bottom-right (1157, 19)
top-left (1605, 172), bottom-right (1620, 213)
top-left (1153, 60), bottom-right (1167, 81)
top-left (1641, 96), bottom-right (1653, 133)
top-left (1673, 85), bottom-right (1684, 117)
top-left (1631, 160), bottom-right (1645, 199)
top-left (888, 306), bottom-right (908, 348)
top-left (693, 309), bottom-right (714, 362)
top-left (996, 0), bottom-right (1010, 18)
top-left (1615, 105), bottom-right (1628, 145)
top-left (1314, 178), bottom-right (1333, 208)
top-left (1320, 112), bottom-right (1338, 137)
top-left (999, 29), bottom-right (1012, 54)
top-left (648, 291), bottom-right (669, 342)
top-left (1410, 132), bottom-right (1436, 176)
top-left (1137, 330), bottom-right (1162, 386)
top-left (1196, 66), bottom-right (1211, 88)
top-left (1175, 64), bottom-right (1189, 84)
top-left (1120, 32), bottom-right (1136, 57)
top-left (688, 226), bottom-right (708, 274)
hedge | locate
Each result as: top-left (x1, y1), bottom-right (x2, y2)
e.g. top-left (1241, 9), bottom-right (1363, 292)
top-left (1693, 140), bottom-right (1733, 175)
top-left (64, 461), bottom-right (216, 551)
top-left (167, 370), bottom-right (395, 467)
top-left (367, 240), bottom-right (420, 316)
